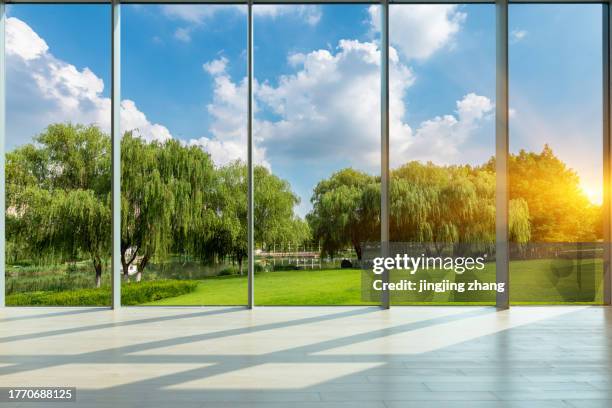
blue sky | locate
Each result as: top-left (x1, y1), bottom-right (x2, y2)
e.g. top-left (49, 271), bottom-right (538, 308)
top-left (5, 4), bottom-right (604, 214)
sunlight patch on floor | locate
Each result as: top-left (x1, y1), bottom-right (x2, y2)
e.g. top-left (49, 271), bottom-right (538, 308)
top-left (165, 362), bottom-right (384, 390)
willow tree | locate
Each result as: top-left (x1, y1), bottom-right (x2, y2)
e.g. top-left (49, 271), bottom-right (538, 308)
top-left (6, 124), bottom-right (111, 287)
top-left (201, 161), bottom-right (246, 272)
top-left (254, 165), bottom-right (311, 249)
top-left (195, 162), bottom-right (309, 273)
top-left (307, 168), bottom-right (380, 260)
top-left (120, 134), bottom-right (217, 280)
top-left (309, 162), bottom-right (531, 259)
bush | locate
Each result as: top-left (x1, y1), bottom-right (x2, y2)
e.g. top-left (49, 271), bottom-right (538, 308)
top-left (254, 263), bottom-right (272, 273)
top-left (6, 288), bottom-right (110, 306)
top-left (340, 259), bottom-right (353, 269)
top-left (6, 280), bottom-right (198, 306)
top-left (218, 266), bottom-right (239, 276)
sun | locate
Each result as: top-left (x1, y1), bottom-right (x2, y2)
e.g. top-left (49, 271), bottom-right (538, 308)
top-left (580, 183), bottom-right (602, 206)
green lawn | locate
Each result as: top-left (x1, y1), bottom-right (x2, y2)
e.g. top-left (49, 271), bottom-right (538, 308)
top-left (145, 258), bottom-right (604, 306)
top-left (146, 269), bottom-right (378, 306)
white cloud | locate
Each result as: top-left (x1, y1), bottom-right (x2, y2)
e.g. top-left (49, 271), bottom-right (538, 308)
top-left (203, 57), bottom-right (228, 75)
top-left (369, 5), bottom-right (465, 60)
top-left (457, 93), bottom-right (494, 123)
top-left (200, 39), bottom-right (491, 171)
top-left (6, 17), bottom-right (49, 61)
top-left (160, 5), bottom-right (221, 24)
top-left (254, 5), bottom-right (321, 26)
top-left (7, 15), bottom-right (491, 178)
top-left (255, 39), bottom-right (410, 169)
top-left (120, 100), bottom-right (172, 143)
top-left (6, 17), bottom-right (171, 149)
top-left (159, 4), bottom-right (321, 39)
top-left (195, 57), bottom-right (268, 168)
top-left (511, 29), bottom-right (528, 43)
top-left (174, 27), bottom-right (192, 43)
top-left (400, 93), bottom-right (494, 164)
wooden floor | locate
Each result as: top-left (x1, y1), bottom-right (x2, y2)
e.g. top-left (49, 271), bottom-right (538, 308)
top-left (0, 306), bottom-right (611, 407)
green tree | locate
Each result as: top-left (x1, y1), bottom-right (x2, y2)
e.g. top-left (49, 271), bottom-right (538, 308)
top-left (508, 145), bottom-right (599, 242)
top-left (307, 168), bottom-right (379, 260)
top-left (309, 162), bottom-right (531, 258)
top-left (199, 162), bottom-right (310, 274)
top-left (6, 124), bottom-right (111, 287)
top-left (120, 134), bottom-right (217, 280)
top-left (509, 198), bottom-right (531, 243)
top-left (255, 166), bottom-right (310, 250)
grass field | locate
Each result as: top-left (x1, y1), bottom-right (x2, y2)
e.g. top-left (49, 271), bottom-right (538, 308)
top-left (145, 258), bottom-right (604, 306)
top-left (146, 269), bottom-right (378, 306)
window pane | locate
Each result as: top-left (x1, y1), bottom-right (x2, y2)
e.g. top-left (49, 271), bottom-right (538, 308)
top-left (389, 5), bottom-right (497, 305)
top-left (5, 5), bottom-right (111, 306)
top-left (254, 4), bottom-right (380, 305)
top-left (121, 5), bottom-right (247, 305)
top-left (509, 4), bottom-right (604, 304)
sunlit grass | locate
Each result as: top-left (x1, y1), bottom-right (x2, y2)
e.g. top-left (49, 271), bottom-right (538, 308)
top-left (145, 258), bottom-right (604, 306)
top-left (145, 269), bottom-right (378, 306)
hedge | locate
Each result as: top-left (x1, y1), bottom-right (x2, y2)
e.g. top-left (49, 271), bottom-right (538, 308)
top-left (6, 280), bottom-right (198, 306)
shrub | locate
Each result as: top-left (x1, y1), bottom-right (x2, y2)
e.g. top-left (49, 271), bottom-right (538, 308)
top-left (6, 288), bottom-right (110, 306)
top-left (6, 280), bottom-right (198, 306)
top-left (340, 259), bottom-right (353, 269)
top-left (254, 263), bottom-right (272, 273)
top-left (218, 267), bottom-right (239, 276)
top-left (122, 280), bottom-right (198, 305)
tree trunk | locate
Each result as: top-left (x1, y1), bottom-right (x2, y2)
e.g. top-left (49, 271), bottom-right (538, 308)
top-left (121, 250), bottom-right (130, 281)
top-left (238, 256), bottom-right (243, 275)
top-left (122, 245), bottom-right (140, 282)
top-left (353, 242), bottom-right (362, 261)
top-left (137, 254), bottom-right (150, 283)
top-left (93, 256), bottom-right (103, 288)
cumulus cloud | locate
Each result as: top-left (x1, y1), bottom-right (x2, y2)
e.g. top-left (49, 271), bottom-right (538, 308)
top-left (369, 5), bottom-right (465, 60)
top-left (203, 57), bottom-right (228, 75)
top-left (6, 17), bottom-right (171, 149)
top-left (255, 40), bottom-right (411, 169)
top-left (191, 57), bottom-right (268, 168)
top-left (120, 100), bottom-right (172, 143)
top-left (200, 39), bottom-right (491, 171)
top-left (7, 14), bottom-right (492, 177)
top-left (6, 17), bottom-right (49, 60)
top-left (398, 93), bottom-right (494, 164)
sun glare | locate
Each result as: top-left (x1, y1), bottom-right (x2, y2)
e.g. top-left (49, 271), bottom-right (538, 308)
top-left (580, 183), bottom-right (603, 205)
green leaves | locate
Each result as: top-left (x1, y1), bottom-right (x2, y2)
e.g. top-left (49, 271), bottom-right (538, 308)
top-left (7, 125), bottom-right (112, 270)
top-left (308, 162), bottom-right (524, 257)
top-left (308, 168), bottom-right (379, 259)
top-left (7, 123), bottom-right (311, 282)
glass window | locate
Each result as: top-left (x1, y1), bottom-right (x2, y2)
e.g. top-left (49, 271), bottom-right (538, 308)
top-left (5, 5), bottom-right (111, 306)
top-left (254, 4), bottom-right (381, 305)
top-left (388, 4), bottom-right (496, 305)
top-left (509, 4), bottom-right (604, 304)
top-left (121, 5), bottom-right (247, 305)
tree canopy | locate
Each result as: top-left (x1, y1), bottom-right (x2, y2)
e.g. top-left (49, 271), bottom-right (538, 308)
top-left (7, 124), bottom-right (309, 284)
top-left (7, 124), bottom-right (111, 286)
top-left (308, 145), bottom-right (601, 259)
top-left (7, 124), bottom-right (601, 285)
top-left (508, 145), bottom-right (599, 242)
